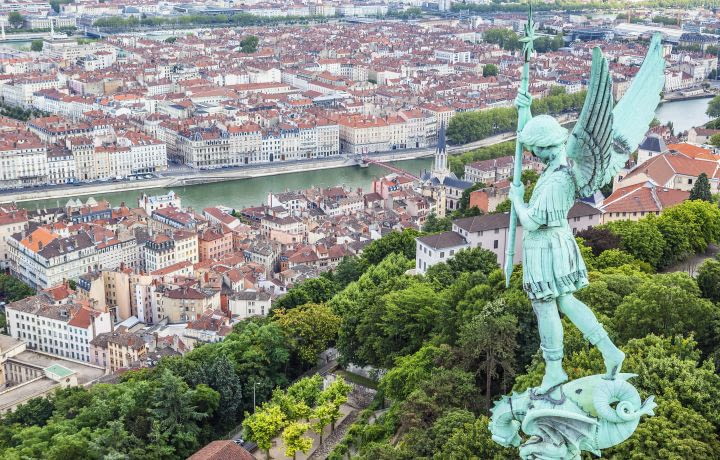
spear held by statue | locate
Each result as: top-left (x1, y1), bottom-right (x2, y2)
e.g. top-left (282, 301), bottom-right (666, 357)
top-left (504, 2), bottom-right (536, 287)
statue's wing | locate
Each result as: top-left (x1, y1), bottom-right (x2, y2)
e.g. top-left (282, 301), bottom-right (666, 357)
top-left (567, 34), bottom-right (665, 198)
top-left (612, 34), bottom-right (666, 157)
top-left (522, 408), bottom-right (600, 456)
top-left (566, 46), bottom-right (615, 198)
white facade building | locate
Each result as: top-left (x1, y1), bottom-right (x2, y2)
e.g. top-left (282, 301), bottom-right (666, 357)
top-left (5, 293), bottom-right (112, 363)
top-left (415, 231), bottom-right (470, 274)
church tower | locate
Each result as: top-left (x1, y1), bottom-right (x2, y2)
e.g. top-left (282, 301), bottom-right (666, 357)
top-left (432, 122), bottom-right (450, 182)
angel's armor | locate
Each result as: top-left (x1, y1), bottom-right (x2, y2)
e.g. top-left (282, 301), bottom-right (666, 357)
top-left (522, 166), bottom-right (588, 300)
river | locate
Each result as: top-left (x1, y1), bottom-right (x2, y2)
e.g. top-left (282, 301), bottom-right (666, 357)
top-left (17, 97), bottom-right (711, 212)
top-left (20, 158), bottom-right (435, 211)
top-left (655, 96), bottom-right (712, 134)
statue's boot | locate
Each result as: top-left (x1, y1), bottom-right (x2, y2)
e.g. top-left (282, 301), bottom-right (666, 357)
top-left (538, 345), bottom-right (568, 394)
top-left (588, 328), bottom-right (625, 380)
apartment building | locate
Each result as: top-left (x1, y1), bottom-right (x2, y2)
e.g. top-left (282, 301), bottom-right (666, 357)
top-left (1, 76), bottom-right (61, 108)
top-left (8, 228), bottom-right (99, 289)
top-left (5, 293), bottom-right (112, 362)
top-left (90, 329), bottom-right (148, 373)
top-left (138, 191), bottom-right (181, 215)
top-left (228, 290), bottom-right (272, 319)
top-left (198, 227), bottom-right (233, 262)
top-left (144, 230), bottom-right (198, 273)
top-left (0, 208), bottom-right (28, 270)
top-left (154, 285), bottom-right (220, 324)
top-left (0, 134), bottom-right (48, 189)
top-left (464, 154), bottom-right (544, 186)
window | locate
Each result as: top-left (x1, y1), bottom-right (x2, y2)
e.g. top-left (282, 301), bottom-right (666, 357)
top-left (494, 240), bottom-right (499, 249)
top-left (440, 251), bottom-right (445, 258)
top-left (688, 179), bottom-right (693, 184)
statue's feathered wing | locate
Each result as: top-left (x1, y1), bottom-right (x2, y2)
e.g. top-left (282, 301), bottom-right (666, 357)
top-left (568, 34), bottom-right (666, 198)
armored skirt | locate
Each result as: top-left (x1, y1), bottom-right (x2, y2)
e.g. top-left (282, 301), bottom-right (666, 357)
top-left (521, 166), bottom-right (589, 301)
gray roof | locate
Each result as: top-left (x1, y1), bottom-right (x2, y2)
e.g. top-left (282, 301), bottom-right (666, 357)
top-left (231, 290), bottom-right (272, 301)
top-left (567, 201), bottom-right (602, 218)
top-left (443, 176), bottom-right (474, 190)
top-left (454, 202), bottom-right (600, 233)
top-left (638, 134), bottom-right (667, 153)
top-left (453, 213), bottom-right (510, 233)
top-left (417, 231), bottom-right (468, 250)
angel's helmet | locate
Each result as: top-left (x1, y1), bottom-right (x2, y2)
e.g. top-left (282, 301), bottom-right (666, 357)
top-left (518, 115), bottom-right (568, 162)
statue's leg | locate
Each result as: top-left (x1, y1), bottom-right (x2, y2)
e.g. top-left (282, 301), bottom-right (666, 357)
top-left (532, 299), bottom-right (568, 393)
top-left (557, 294), bottom-right (625, 379)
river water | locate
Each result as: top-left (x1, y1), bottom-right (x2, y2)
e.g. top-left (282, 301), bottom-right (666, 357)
top-left (16, 98), bottom-right (711, 211)
top-left (655, 97), bottom-right (712, 134)
top-left (20, 158), bottom-right (435, 211)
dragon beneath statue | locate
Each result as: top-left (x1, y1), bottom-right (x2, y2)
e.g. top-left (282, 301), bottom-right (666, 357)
top-left (489, 374), bottom-right (656, 460)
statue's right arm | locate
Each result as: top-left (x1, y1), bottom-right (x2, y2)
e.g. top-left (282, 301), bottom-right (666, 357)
top-left (508, 188), bottom-right (541, 232)
top-left (513, 202), bottom-right (541, 232)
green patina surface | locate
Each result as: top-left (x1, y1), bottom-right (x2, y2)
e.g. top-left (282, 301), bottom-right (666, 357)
top-left (490, 4), bottom-right (666, 459)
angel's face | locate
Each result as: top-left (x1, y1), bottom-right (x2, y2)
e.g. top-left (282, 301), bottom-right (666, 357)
top-left (529, 144), bottom-right (560, 163)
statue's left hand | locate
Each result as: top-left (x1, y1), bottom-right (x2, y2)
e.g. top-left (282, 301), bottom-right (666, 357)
top-left (509, 183), bottom-right (525, 203)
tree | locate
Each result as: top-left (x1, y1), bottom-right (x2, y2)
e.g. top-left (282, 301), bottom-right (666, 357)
top-left (275, 303), bottom-right (341, 366)
top-left (457, 300), bottom-right (518, 410)
top-left (438, 415), bottom-right (514, 459)
top-left (483, 28), bottom-right (520, 50)
top-left (651, 213), bottom-right (693, 269)
top-left (0, 274), bottom-right (35, 303)
top-left (446, 247), bottom-right (499, 277)
top-left (149, 370), bottom-right (214, 457)
top-left (613, 273), bottom-right (720, 353)
top-left (604, 220), bottom-right (666, 269)
top-left (8, 12), bottom-right (24, 29)
top-left (30, 40), bottom-right (43, 52)
top-left (576, 227), bottom-right (622, 256)
top-left (330, 253), bottom-right (415, 366)
top-left (483, 63), bottom-right (499, 77)
top-left (240, 35), bottom-right (259, 53)
top-left (282, 422), bottom-right (312, 460)
top-left (707, 94), bottom-right (720, 118)
top-left (662, 200), bottom-right (720, 255)
top-left (690, 173), bottom-right (713, 202)
top-left (456, 182), bottom-right (485, 212)
top-left (352, 279), bottom-right (443, 368)
top-left (332, 256), bottom-right (366, 288)
top-left (360, 229), bottom-right (420, 266)
top-left (710, 133), bottom-right (720, 147)
top-left (286, 375), bottom-right (323, 409)
top-left (697, 258), bottom-right (720, 302)
top-left (3, 397), bottom-right (54, 426)
top-left (422, 212), bottom-right (452, 233)
top-left (243, 404), bottom-right (288, 460)
top-left (164, 36), bottom-right (177, 43)
top-left (273, 277), bottom-right (338, 310)
top-left (594, 249), bottom-right (648, 271)
top-left (380, 344), bottom-right (447, 401)
top-left (311, 402), bottom-right (334, 444)
top-left (317, 378), bottom-right (352, 432)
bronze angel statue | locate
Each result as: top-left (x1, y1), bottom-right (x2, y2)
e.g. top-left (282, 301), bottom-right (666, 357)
top-left (507, 34), bottom-right (666, 395)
